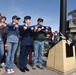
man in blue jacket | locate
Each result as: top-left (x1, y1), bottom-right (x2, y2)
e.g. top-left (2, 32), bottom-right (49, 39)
top-left (19, 16), bottom-right (34, 72)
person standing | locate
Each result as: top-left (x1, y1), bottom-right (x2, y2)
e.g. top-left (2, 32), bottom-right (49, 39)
top-left (19, 16), bottom-right (33, 72)
top-left (0, 16), bottom-right (6, 68)
top-left (5, 15), bottom-right (20, 74)
top-left (32, 18), bottom-right (49, 69)
top-left (54, 31), bottom-right (59, 44)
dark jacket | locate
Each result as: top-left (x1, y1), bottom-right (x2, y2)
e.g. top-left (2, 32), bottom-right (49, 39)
top-left (0, 29), bottom-right (7, 43)
top-left (19, 25), bottom-right (34, 45)
top-left (33, 25), bottom-right (47, 41)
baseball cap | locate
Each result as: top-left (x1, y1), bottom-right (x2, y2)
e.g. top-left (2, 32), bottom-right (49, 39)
top-left (12, 15), bottom-right (21, 20)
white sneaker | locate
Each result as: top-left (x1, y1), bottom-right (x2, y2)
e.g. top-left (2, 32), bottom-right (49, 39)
top-left (10, 69), bottom-right (14, 73)
top-left (1, 63), bottom-right (6, 67)
top-left (6, 69), bottom-right (11, 74)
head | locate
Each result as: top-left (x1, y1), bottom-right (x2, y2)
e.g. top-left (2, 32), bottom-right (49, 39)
top-left (0, 16), bottom-right (6, 23)
top-left (55, 31), bottom-right (58, 33)
top-left (12, 15), bottom-right (20, 24)
top-left (37, 18), bottom-right (44, 26)
top-left (23, 16), bottom-right (31, 25)
top-left (72, 13), bottom-right (76, 19)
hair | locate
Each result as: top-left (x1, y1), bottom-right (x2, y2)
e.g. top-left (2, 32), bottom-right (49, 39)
top-left (37, 18), bottom-right (44, 22)
top-left (23, 19), bottom-right (30, 23)
top-left (1, 16), bottom-right (7, 20)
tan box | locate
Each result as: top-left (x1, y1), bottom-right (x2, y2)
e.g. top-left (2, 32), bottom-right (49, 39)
top-left (47, 40), bottom-right (76, 73)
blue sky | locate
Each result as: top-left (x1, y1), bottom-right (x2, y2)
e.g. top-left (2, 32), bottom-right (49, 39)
top-left (0, 0), bottom-right (76, 31)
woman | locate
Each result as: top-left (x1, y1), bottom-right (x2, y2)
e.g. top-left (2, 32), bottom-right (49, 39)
top-left (0, 16), bottom-right (6, 68)
top-left (19, 16), bottom-right (33, 72)
top-left (5, 15), bottom-right (20, 74)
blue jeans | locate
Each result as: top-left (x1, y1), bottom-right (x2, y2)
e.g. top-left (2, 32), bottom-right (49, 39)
top-left (5, 42), bottom-right (18, 69)
top-left (33, 41), bottom-right (44, 66)
top-left (0, 42), bottom-right (4, 63)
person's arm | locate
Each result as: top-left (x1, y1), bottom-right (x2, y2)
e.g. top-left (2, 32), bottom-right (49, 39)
top-left (34, 26), bottom-right (44, 32)
top-left (19, 25), bottom-right (25, 37)
top-left (7, 24), bottom-right (14, 27)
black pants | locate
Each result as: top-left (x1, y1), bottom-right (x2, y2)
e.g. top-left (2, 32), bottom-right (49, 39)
top-left (19, 45), bottom-right (31, 69)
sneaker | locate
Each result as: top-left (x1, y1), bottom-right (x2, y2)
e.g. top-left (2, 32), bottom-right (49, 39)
top-left (1, 63), bottom-right (6, 67)
top-left (32, 65), bottom-right (36, 70)
top-left (37, 65), bottom-right (44, 69)
top-left (6, 69), bottom-right (11, 74)
top-left (10, 69), bottom-right (14, 73)
top-left (24, 67), bottom-right (30, 71)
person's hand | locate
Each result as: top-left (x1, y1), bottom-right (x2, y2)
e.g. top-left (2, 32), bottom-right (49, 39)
top-left (34, 26), bottom-right (38, 31)
top-left (0, 23), bottom-right (6, 27)
top-left (45, 41), bottom-right (49, 44)
top-left (15, 25), bottom-right (19, 28)
top-left (45, 29), bottom-right (49, 33)
top-left (37, 28), bottom-right (41, 32)
top-left (47, 34), bottom-right (50, 37)
top-left (35, 26), bottom-right (38, 30)
top-left (2, 23), bottom-right (7, 27)
top-left (23, 26), bottom-right (27, 30)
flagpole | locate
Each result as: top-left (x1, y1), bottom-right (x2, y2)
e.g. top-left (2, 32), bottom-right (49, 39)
top-left (59, 0), bottom-right (67, 37)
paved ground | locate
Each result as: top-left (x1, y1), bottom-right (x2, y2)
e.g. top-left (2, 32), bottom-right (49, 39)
top-left (0, 57), bottom-right (76, 75)
top-left (0, 67), bottom-right (5, 75)
top-left (1, 66), bottom-right (76, 75)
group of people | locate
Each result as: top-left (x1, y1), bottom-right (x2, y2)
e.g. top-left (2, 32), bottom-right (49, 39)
top-left (0, 14), bottom-right (53, 74)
